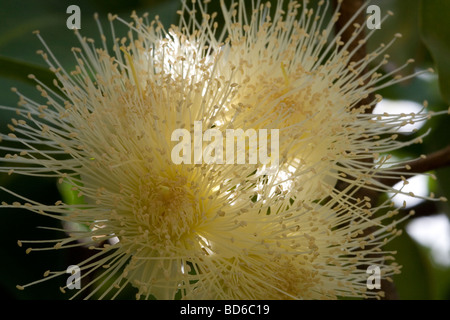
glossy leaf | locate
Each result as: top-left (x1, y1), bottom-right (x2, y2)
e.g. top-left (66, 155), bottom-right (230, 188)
top-left (385, 231), bottom-right (432, 299)
top-left (420, 0), bottom-right (450, 104)
top-left (0, 56), bottom-right (55, 88)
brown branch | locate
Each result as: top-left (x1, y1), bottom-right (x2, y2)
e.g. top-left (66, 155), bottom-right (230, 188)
top-left (378, 145), bottom-right (450, 187)
top-left (400, 200), bottom-right (440, 219)
top-left (332, 0), bottom-right (375, 113)
top-left (381, 279), bottom-right (399, 300)
top-left (333, 0), bottom-right (367, 63)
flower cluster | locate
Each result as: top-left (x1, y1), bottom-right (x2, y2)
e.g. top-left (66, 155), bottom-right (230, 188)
top-left (0, 0), bottom-right (446, 299)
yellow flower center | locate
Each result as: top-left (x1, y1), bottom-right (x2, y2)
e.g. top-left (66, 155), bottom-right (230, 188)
top-left (132, 173), bottom-right (200, 242)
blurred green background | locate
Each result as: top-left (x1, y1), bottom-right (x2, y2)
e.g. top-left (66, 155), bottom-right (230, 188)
top-left (0, 0), bottom-right (449, 300)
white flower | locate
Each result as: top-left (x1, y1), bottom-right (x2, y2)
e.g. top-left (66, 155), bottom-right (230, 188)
top-left (1, 0), bottom-right (446, 299)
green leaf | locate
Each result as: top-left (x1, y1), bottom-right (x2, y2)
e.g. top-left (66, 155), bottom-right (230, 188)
top-left (57, 178), bottom-right (87, 206)
top-left (420, 0), bottom-right (450, 104)
top-left (385, 231), bottom-right (432, 299)
top-left (0, 55), bottom-right (55, 88)
top-left (369, 0), bottom-right (426, 75)
top-left (0, 174), bottom-right (67, 299)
